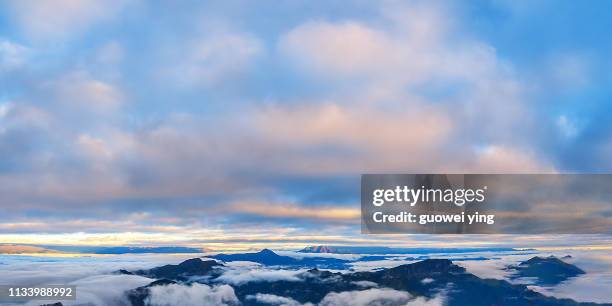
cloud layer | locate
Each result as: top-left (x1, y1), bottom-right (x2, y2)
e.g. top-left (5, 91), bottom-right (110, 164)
top-left (0, 0), bottom-right (611, 247)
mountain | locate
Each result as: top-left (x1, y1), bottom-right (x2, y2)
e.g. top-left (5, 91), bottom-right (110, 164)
top-left (209, 248), bottom-right (348, 268)
top-left (299, 245), bottom-right (521, 254)
top-left (125, 257), bottom-right (608, 306)
top-left (116, 269), bottom-right (134, 275)
top-left (300, 245), bottom-right (336, 253)
top-left (210, 249), bottom-right (297, 265)
top-left (130, 258), bottom-right (224, 281)
top-left (507, 256), bottom-right (586, 285)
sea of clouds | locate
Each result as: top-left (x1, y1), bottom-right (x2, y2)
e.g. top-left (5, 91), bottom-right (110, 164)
top-left (1, 249), bottom-right (611, 305)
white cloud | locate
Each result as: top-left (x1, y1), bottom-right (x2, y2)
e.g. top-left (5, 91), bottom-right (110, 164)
top-left (349, 258), bottom-right (416, 272)
top-left (246, 288), bottom-right (443, 306)
top-left (319, 288), bottom-right (412, 306)
top-left (278, 3), bottom-right (498, 87)
top-left (280, 21), bottom-right (400, 77)
top-left (146, 283), bottom-right (239, 306)
top-left (351, 280), bottom-right (379, 288)
top-left (403, 294), bottom-right (446, 306)
top-left (248, 293), bottom-right (312, 306)
top-left (215, 266), bottom-right (306, 285)
top-left (420, 278), bottom-right (434, 284)
top-left (64, 274), bottom-right (152, 306)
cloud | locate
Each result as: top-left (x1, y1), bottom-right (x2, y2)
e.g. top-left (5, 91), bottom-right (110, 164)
top-left (0, 39), bottom-right (29, 71)
top-left (15, 274), bottom-right (152, 306)
top-left (278, 3), bottom-right (452, 84)
top-left (247, 288), bottom-right (446, 306)
top-left (278, 1), bottom-right (507, 95)
top-left (230, 201), bottom-right (359, 221)
top-left (62, 274), bottom-right (152, 306)
top-left (251, 101), bottom-right (454, 174)
top-left (420, 278), bottom-right (434, 285)
top-left (6, 0), bottom-right (132, 41)
top-left (0, 0), bottom-right (606, 247)
top-left (247, 293), bottom-right (311, 306)
top-left (48, 72), bottom-right (124, 112)
top-left (280, 21), bottom-right (399, 77)
top-left (215, 266), bottom-right (307, 285)
top-left (529, 249), bottom-right (612, 303)
top-left (349, 259), bottom-right (416, 272)
top-left (0, 254), bottom-right (210, 306)
top-left (469, 145), bottom-right (555, 173)
top-left (556, 115), bottom-right (579, 139)
top-left (403, 294), bottom-right (446, 306)
top-left (146, 283), bottom-right (239, 306)
top-left (351, 280), bottom-right (379, 288)
top-left (319, 288), bottom-right (411, 306)
top-left (161, 30), bottom-right (263, 87)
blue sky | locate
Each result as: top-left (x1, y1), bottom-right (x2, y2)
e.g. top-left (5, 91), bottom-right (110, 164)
top-left (0, 0), bottom-right (611, 250)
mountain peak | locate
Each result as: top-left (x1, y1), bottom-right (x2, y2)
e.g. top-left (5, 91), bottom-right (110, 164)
top-left (299, 245), bottom-right (336, 253)
top-left (392, 258), bottom-right (463, 274)
top-left (258, 248), bottom-right (277, 256)
top-left (130, 257), bottom-right (223, 281)
top-left (510, 255), bottom-right (585, 286)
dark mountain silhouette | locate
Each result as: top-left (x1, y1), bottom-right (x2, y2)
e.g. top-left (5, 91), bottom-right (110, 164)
top-left (236, 258), bottom-right (604, 306)
top-left (125, 257), bottom-right (608, 306)
top-left (209, 248), bottom-right (348, 268)
top-left (116, 269), bottom-right (134, 275)
top-left (507, 256), bottom-right (586, 285)
top-left (130, 258), bottom-right (223, 281)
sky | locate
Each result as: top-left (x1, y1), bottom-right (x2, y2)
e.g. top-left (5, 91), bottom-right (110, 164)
top-left (0, 0), bottom-right (611, 250)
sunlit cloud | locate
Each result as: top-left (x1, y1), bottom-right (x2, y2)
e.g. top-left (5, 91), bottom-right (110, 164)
top-left (0, 0), bottom-right (610, 248)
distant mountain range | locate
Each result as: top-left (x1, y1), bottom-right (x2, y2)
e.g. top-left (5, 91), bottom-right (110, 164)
top-left (299, 245), bottom-right (524, 254)
top-left (2, 243), bottom-right (529, 255)
top-left (208, 248), bottom-right (349, 269)
top-left (115, 250), bottom-right (605, 306)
